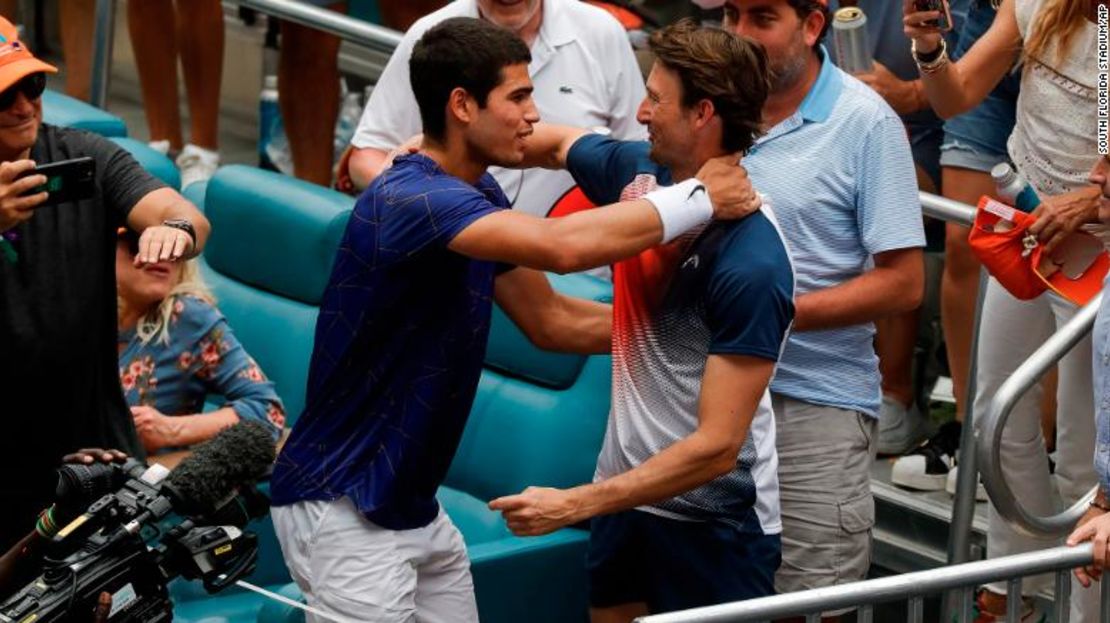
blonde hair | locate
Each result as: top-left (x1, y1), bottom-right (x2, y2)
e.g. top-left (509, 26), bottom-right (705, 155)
top-left (1024, 0), bottom-right (1088, 67)
top-left (121, 260), bottom-right (216, 346)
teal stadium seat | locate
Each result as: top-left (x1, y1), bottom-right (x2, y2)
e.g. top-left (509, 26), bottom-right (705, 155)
top-left (110, 137), bottom-right (181, 190)
top-left (38, 89), bottom-right (180, 189)
top-left (42, 90), bottom-right (127, 137)
top-left (174, 167), bottom-right (612, 623)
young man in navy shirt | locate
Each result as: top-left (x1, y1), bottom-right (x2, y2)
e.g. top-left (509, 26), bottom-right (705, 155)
top-left (489, 22), bottom-right (795, 621)
top-left (269, 17), bottom-right (761, 623)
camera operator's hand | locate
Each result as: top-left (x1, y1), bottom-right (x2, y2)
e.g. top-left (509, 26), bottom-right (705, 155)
top-left (93, 592), bottom-right (111, 622)
top-left (62, 448), bottom-right (127, 466)
top-left (0, 160), bottom-right (47, 233)
top-left (903, 0), bottom-right (945, 55)
top-left (131, 406), bottom-right (184, 451)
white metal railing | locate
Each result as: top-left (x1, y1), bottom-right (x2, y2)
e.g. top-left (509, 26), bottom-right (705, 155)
top-left (635, 544), bottom-right (1103, 623)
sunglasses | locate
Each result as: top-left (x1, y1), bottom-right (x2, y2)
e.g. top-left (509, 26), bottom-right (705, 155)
top-left (0, 72), bottom-right (46, 111)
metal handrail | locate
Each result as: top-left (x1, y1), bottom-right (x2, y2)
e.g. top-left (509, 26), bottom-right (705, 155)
top-left (233, 0), bottom-right (403, 53)
top-left (918, 191), bottom-right (984, 585)
top-left (634, 544), bottom-right (1101, 622)
top-left (90, 0), bottom-right (116, 109)
top-left (977, 292), bottom-right (1103, 537)
top-left (920, 191), bottom-right (975, 227)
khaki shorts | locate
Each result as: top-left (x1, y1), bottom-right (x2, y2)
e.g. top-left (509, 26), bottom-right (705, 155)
top-left (772, 394), bottom-right (877, 611)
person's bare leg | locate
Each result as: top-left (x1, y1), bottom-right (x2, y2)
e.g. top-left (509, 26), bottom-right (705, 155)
top-left (279, 1), bottom-right (346, 186)
top-left (590, 604), bottom-right (649, 623)
top-left (1041, 367), bottom-right (1058, 453)
top-left (59, 0), bottom-right (95, 101)
top-left (940, 166), bottom-right (994, 421)
top-left (175, 0), bottom-right (223, 150)
top-left (128, 0), bottom-right (182, 148)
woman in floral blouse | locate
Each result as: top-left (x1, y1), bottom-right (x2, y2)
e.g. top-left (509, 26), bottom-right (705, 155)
top-left (116, 229), bottom-right (284, 452)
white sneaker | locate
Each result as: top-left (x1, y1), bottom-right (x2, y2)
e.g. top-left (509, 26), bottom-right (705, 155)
top-left (176, 144), bottom-right (220, 188)
top-left (946, 466), bottom-right (988, 502)
top-left (877, 395), bottom-right (929, 456)
top-left (148, 139), bottom-right (171, 156)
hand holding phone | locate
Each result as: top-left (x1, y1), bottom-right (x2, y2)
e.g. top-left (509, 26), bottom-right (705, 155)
top-left (910, 0), bottom-right (953, 32)
top-left (0, 159), bottom-right (48, 232)
top-left (17, 157), bottom-right (96, 207)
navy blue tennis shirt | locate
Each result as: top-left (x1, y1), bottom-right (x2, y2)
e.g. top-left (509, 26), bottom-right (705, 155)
top-left (271, 154), bottom-right (509, 530)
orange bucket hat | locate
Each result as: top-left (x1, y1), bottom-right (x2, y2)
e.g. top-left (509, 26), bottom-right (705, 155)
top-left (0, 15), bottom-right (57, 94)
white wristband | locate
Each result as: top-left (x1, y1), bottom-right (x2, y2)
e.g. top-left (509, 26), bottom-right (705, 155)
top-left (642, 178), bottom-right (713, 244)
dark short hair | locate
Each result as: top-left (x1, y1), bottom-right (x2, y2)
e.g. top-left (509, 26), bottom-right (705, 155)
top-left (786, 0), bottom-right (830, 48)
top-left (648, 19), bottom-right (770, 154)
top-left (409, 17), bottom-right (532, 141)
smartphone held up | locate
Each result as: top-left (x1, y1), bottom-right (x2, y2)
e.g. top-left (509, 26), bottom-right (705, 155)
top-left (913, 0), bottom-right (953, 31)
top-left (17, 156), bottom-right (96, 207)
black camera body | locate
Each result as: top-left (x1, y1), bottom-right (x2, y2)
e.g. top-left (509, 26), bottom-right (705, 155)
top-left (0, 435), bottom-right (271, 623)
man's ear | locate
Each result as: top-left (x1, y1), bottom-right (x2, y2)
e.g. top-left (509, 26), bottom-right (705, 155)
top-left (693, 99), bottom-right (717, 131)
top-left (803, 9), bottom-right (826, 48)
top-left (447, 87), bottom-right (477, 127)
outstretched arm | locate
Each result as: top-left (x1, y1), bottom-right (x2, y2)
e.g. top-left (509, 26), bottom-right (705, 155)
top-left (494, 267), bottom-right (612, 354)
top-left (489, 353), bottom-right (774, 535)
top-left (904, 0), bottom-right (1022, 119)
top-left (516, 123), bottom-right (589, 170)
top-left (449, 154), bottom-right (759, 274)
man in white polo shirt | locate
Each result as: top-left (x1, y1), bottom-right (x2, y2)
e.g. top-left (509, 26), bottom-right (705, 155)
top-left (346, 0), bottom-right (646, 224)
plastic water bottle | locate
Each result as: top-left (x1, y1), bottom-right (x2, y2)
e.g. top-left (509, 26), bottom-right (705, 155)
top-left (334, 79), bottom-right (363, 164)
top-left (258, 76), bottom-right (280, 171)
top-left (992, 163), bottom-right (1041, 213)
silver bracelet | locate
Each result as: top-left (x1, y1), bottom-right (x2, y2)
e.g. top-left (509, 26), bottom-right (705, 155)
top-left (912, 38), bottom-right (949, 74)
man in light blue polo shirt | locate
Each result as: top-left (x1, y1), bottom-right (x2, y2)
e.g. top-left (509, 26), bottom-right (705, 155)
top-left (722, 0), bottom-right (925, 605)
top-left (828, 0), bottom-right (966, 457)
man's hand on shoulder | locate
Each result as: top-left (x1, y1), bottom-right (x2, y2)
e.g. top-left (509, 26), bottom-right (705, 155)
top-left (697, 154), bottom-right (762, 221)
top-left (0, 160), bottom-right (48, 232)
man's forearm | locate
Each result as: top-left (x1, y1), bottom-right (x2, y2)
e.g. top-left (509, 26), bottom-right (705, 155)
top-left (794, 264), bottom-right (924, 332)
top-left (518, 124), bottom-right (587, 170)
top-left (127, 188), bottom-right (211, 253)
top-left (547, 295), bottom-right (612, 354)
top-left (568, 430), bottom-right (739, 521)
